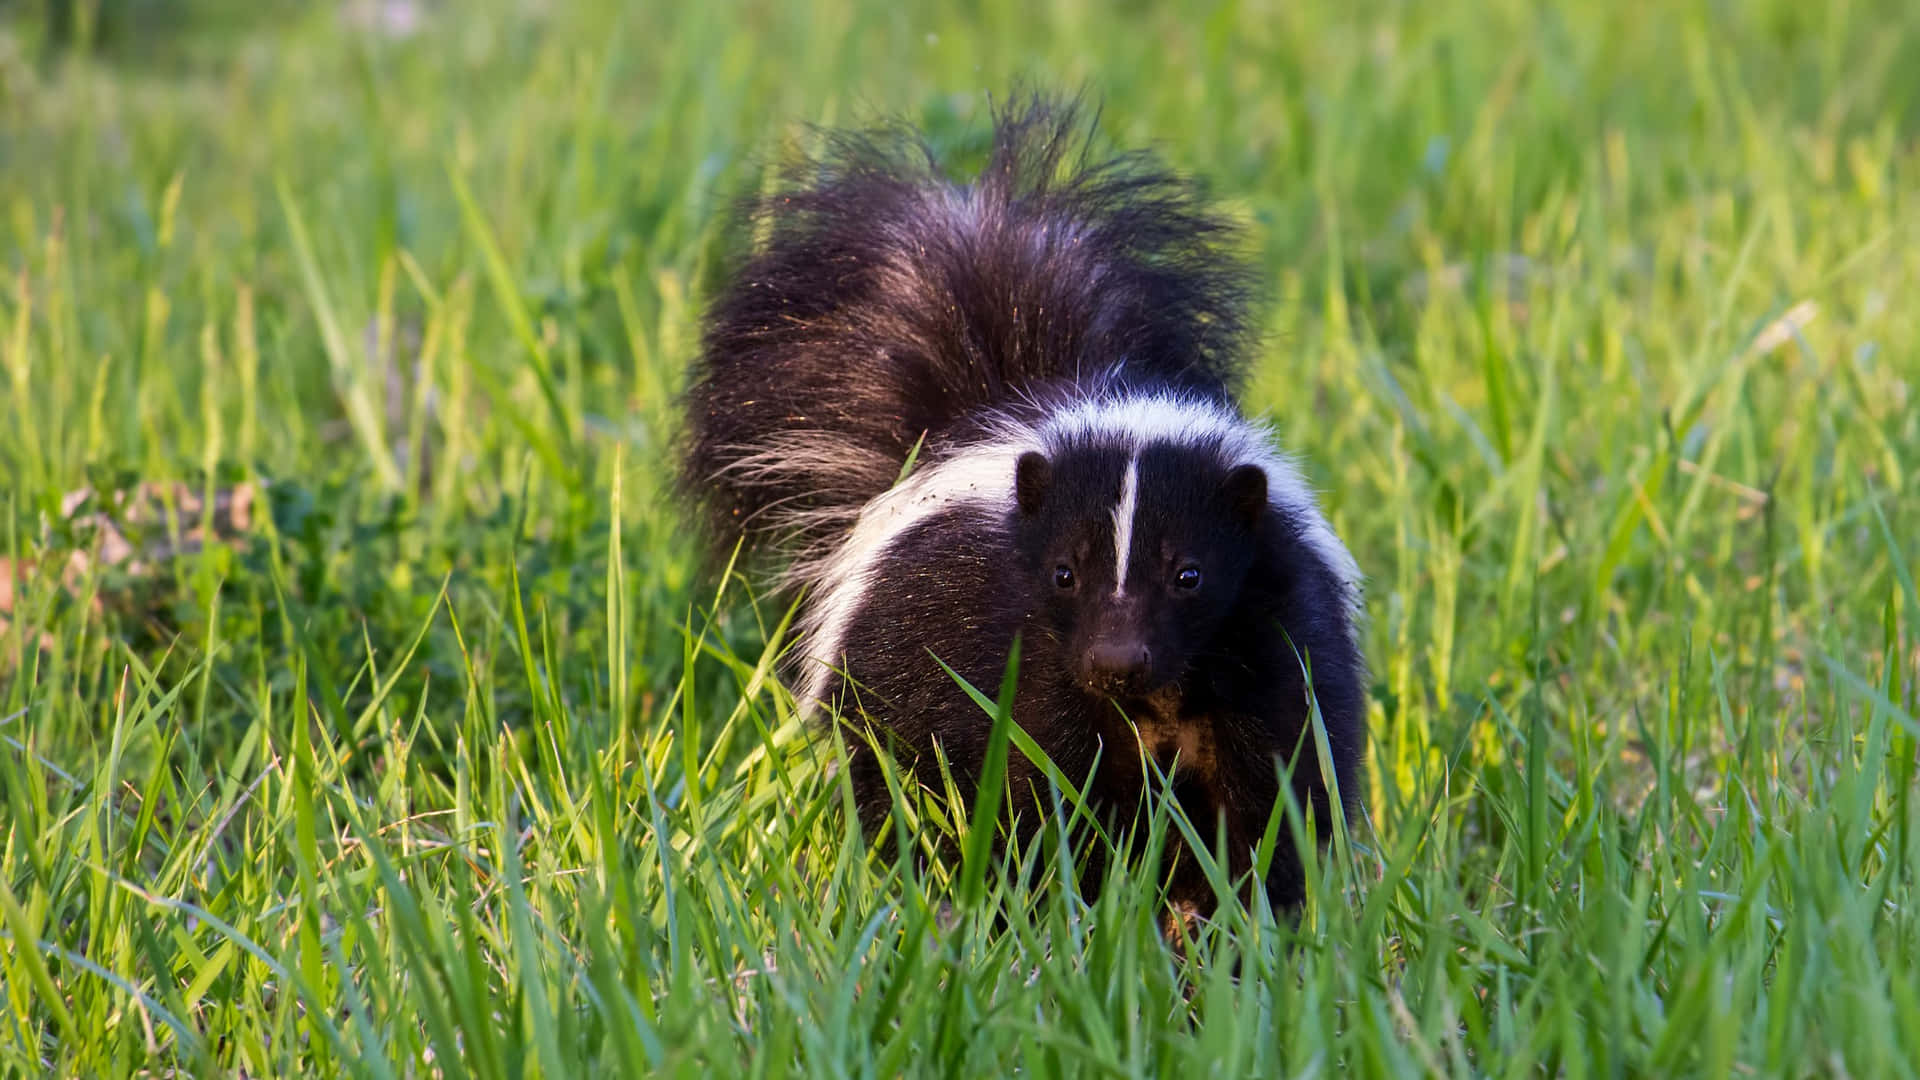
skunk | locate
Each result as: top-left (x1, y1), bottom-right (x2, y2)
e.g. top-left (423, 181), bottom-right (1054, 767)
top-left (681, 96), bottom-right (1366, 910)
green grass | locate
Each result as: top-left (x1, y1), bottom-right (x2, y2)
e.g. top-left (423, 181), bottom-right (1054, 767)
top-left (3, 0), bottom-right (1919, 1074)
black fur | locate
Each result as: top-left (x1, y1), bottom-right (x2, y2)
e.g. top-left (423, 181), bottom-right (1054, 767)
top-left (829, 440), bottom-right (1364, 909)
top-left (680, 95), bottom-right (1365, 912)
top-left (682, 94), bottom-right (1253, 558)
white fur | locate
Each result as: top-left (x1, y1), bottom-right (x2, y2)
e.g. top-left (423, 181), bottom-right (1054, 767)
top-left (792, 390), bottom-right (1362, 710)
top-left (1110, 456), bottom-right (1140, 596)
top-left (790, 443), bottom-right (1040, 709)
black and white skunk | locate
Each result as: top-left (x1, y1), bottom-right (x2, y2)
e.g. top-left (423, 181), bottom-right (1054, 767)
top-left (681, 97), bottom-right (1366, 910)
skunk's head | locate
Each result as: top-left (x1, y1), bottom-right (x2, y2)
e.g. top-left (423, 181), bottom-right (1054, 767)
top-left (1012, 442), bottom-right (1268, 701)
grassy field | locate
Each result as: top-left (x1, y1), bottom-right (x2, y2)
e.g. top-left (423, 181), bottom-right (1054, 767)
top-left (3, 0), bottom-right (1919, 1075)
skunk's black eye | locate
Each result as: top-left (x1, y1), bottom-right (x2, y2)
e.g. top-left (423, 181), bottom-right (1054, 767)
top-left (1173, 566), bottom-right (1202, 591)
top-left (1053, 565), bottom-right (1076, 590)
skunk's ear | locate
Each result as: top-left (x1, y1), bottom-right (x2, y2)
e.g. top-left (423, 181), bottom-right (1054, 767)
top-left (1221, 464), bottom-right (1268, 528)
top-left (1015, 452), bottom-right (1052, 515)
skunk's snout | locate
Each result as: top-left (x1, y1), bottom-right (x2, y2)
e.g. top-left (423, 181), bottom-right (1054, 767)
top-left (1084, 639), bottom-right (1153, 694)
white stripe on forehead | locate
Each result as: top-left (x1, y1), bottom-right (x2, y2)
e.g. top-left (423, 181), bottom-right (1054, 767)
top-left (1110, 456), bottom-right (1140, 597)
top-left (789, 390), bottom-right (1362, 711)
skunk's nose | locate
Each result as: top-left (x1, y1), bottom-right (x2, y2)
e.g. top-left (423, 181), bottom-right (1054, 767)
top-left (1085, 640), bottom-right (1152, 693)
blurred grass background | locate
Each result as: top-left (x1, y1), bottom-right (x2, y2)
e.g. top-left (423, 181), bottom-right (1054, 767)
top-left (2, 0), bottom-right (1918, 1075)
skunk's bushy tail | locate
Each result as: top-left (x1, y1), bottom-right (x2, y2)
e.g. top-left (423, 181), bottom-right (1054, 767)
top-left (681, 94), bottom-right (1257, 564)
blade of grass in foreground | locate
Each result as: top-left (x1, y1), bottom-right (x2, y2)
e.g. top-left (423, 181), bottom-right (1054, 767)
top-left (957, 635), bottom-right (1020, 909)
